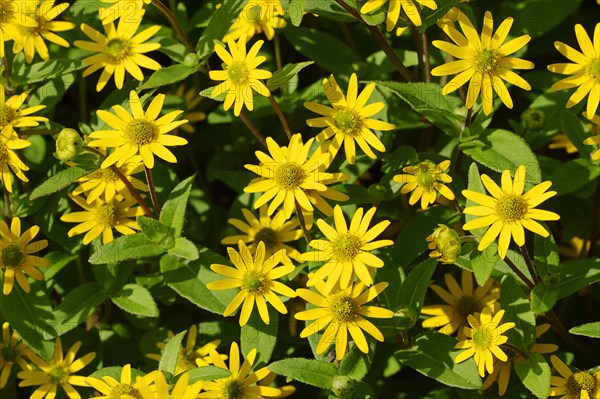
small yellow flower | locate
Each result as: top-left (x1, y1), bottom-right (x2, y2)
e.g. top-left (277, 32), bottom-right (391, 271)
top-left (207, 241), bottom-right (297, 326)
top-left (224, 0), bottom-right (286, 42)
top-left (88, 91), bottom-right (189, 169)
top-left (244, 133), bottom-right (349, 219)
top-left (549, 133), bottom-right (579, 154)
top-left (393, 160), bottom-right (455, 209)
top-left (301, 205), bottom-right (393, 294)
top-left (0, 0), bottom-right (38, 57)
top-left (198, 341), bottom-right (283, 399)
top-left (0, 85), bottom-right (49, 135)
top-left (584, 113), bottom-right (600, 161)
top-left (295, 280), bottom-right (394, 361)
top-left (209, 37), bottom-right (272, 116)
top-left (454, 305), bottom-right (515, 377)
top-left (17, 338), bottom-right (96, 399)
top-left (360, 0), bottom-right (438, 31)
top-left (0, 125), bottom-right (31, 192)
top-left (548, 23), bottom-right (600, 120)
top-left (86, 364), bottom-right (156, 399)
top-left (549, 355), bottom-right (600, 399)
top-left (0, 217), bottom-right (49, 295)
top-left (60, 193), bottom-right (143, 245)
top-left (74, 10), bottom-right (161, 91)
top-left (421, 269), bottom-right (499, 339)
top-left (462, 164), bottom-right (560, 259)
top-left (426, 224), bottom-right (461, 264)
top-left (99, 0), bottom-right (152, 23)
top-left (431, 11), bottom-right (534, 115)
top-left (138, 370), bottom-right (203, 399)
top-left (304, 74), bottom-right (395, 164)
top-left (0, 322), bottom-right (33, 388)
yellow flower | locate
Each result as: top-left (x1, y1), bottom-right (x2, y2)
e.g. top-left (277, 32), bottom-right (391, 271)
top-left (74, 10), bottom-right (161, 91)
top-left (295, 280), bottom-right (394, 361)
top-left (86, 364), bottom-right (156, 399)
top-left (17, 338), bottom-right (96, 399)
top-left (207, 241), bottom-right (297, 326)
top-left (304, 74), bottom-right (395, 164)
top-left (454, 305), bottom-right (515, 377)
top-left (244, 133), bottom-right (349, 219)
top-left (138, 370), bottom-right (203, 399)
top-left (88, 90), bottom-right (189, 169)
top-left (221, 206), bottom-right (303, 262)
top-left (60, 193), bottom-right (143, 245)
top-left (360, 0), bottom-right (438, 31)
top-left (224, 0), bottom-right (286, 42)
top-left (209, 37), bottom-right (272, 116)
top-left (0, 85), bottom-right (49, 135)
top-left (0, 322), bottom-right (33, 388)
top-left (421, 269), bottom-right (499, 339)
top-left (0, 125), bottom-right (31, 192)
top-left (549, 132), bottom-right (579, 154)
top-left (431, 11), bottom-right (534, 115)
top-left (549, 355), bottom-right (600, 399)
top-left (0, 217), bottom-right (49, 295)
top-left (548, 23), bottom-right (600, 120)
top-left (462, 164), bottom-right (560, 259)
top-left (198, 341), bottom-right (283, 399)
top-left (99, 0), bottom-right (152, 23)
top-left (426, 224), bottom-right (461, 264)
top-left (393, 160), bottom-right (455, 209)
top-left (0, 0), bottom-right (38, 57)
top-left (10, 0), bottom-right (75, 63)
top-left (174, 85), bottom-right (206, 134)
top-left (301, 205), bottom-right (393, 294)
top-left (584, 113), bottom-right (600, 161)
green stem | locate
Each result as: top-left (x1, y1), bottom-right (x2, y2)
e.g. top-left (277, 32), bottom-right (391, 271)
top-left (274, 32), bottom-right (283, 71)
top-left (520, 245), bottom-right (540, 285)
top-left (144, 166), bottom-right (161, 215)
top-left (239, 111), bottom-right (268, 148)
top-left (503, 255), bottom-right (535, 290)
top-left (151, 0), bottom-right (195, 53)
top-left (295, 201), bottom-right (312, 244)
top-left (269, 95), bottom-right (293, 139)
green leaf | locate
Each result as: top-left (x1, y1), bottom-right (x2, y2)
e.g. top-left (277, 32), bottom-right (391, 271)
top-left (141, 64), bottom-right (199, 89)
top-left (338, 342), bottom-right (375, 381)
top-left (159, 330), bottom-right (186, 375)
top-left (241, 307), bottom-right (278, 368)
top-left (510, 0), bottom-right (583, 37)
top-left (138, 215), bottom-right (173, 245)
top-left (88, 366), bottom-right (146, 381)
top-left (569, 322), bottom-right (600, 338)
top-left (184, 366), bottom-right (231, 384)
top-left (548, 158), bottom-right (600, 195)
top-left (471, 243), bottom-right (500, 287)
top-left (286, 0), bottom-right (305, 26)
top-left (514, 353), bottom-right (551, 399)
top-left (461, 129), bottom-right (542, 185)
top-left (530, 284), bottom-right (558, 315)
top-left (395, 332), bottom-right (482, 390)
top-left (54, 283), bottom-right (109, 333)
top-left (168, 237), bottom-right (200, 260)
top-left (30, 166), bottom-right (96, 200)
top-left (417, 0), bottom-right (463, 32)
top-left (557, 259), bottom-right (600, 299)
top-left (196, 0), bottom-right (248, 59)
top-left (267, 61), bottom-right (314, 91)
top-left (499, 276), bottom-right (536, 352)
top-left (111, 284), bottom-right (159, 317)
top-left (396, 258), bottom-right (437, 312)
top-left (12, 59), bottom-right (86, 85)
top-left (534, 226), bottom-right (559, 278)
top-left (160, 176), bottom-right (194, 238)
top-left (268, 358), bottom-right (337, 389)
top-left (559, 109), bottom-right (593, 157)
top-left (88, 233), bottom-right (165, 264)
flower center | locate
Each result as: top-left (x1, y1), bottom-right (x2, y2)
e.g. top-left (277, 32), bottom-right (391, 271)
top-left (177, 347), bottom-right (201, 371)
top-left (246, 5), bottom-right (262, 23)
top-left (1, 245), bottom-right (24, 268)
top-left (125, 119), bottom-right (157, 146)
top-left (0, 103), bottom-right (15, 128)
top-left (254, 227), bottom-right (279, 248)
top-left (415, 162), bottom-right (436, 188)
top-left (332, 233), bottom-right (362, 262)
top-left (100, 167), bottom-right (121, 182)
top-left (274, 162), bottom-right (305, 190)
top-left (332, 108), bottom-right (361, 135)
top-left (106, 38), bottom-right (129, 62)
top-left (471, 325), bottom-right (497, 350)
top-left (227, 61), bottom-right (249, 85)
top-left (567, 371), bottom-right (596, 396)
top-left (223, 379), bottom-right (245, 399)
top-left (587, 57), bottom-right (600, 80)
top-left (96, 204), bottom-right (119, 227)
top-left (109, 383), bottom-right (143, 399)
top-left (241, 271), bottom-right (268, 294)
top-left (330, 294), bottom-right (359, 323)
top-left (455, 295), bottom-right (482, 321)
top-left (49, 366), bottom-right (68, 383)
top-left (473, 48), bottom-right (502, 73)
top-left (496, 194), bottom-right (529, 222)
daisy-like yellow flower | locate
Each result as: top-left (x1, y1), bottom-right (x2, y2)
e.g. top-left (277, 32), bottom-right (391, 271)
top-left (207, 241), bottom-right (297, 326)
top-left (421, 269), bottom-right (499, 339)
top-left (462, 164), bottom-right (560, 259)
top-left (244, 133), bottom-right (349, 219)
top-left (0, 322), bottom-right (33, 388)
top-left (198, 341), bottom-right (283, 399)
top-left (224, 0), bottom-right (286, 42)
top-left (431, 11), bottom-right (534, 115)
top-left (295, 280), bottom-right (394, 361)
top-left (60, 193), bottom-right (143, 245)
top-left (549, 355), bottom-right (600, 399)
top-left (88, 90), bottom-right (189, 169)
top-left (454, 305), bottom-right (515, 377)
top-left (0, 0), bottom-right (38, 57)
top-left (209, 37), bottom-right (272, 116)
top-left (221, 206), bottom-right (303, 262)
top-left (0, 217), bottom-right (49, 295)
top-left (74, 10), bottom-right (161, 91)
top-left (174, 85), bottom-right (206, 134)
top-left (393, 160), bottom-right (455, 209)
top-left (147, 325), bottom-right (226, 374)
top-left (10, 0), bottom-right (75, 64)
top-left (0, 85), bottom-right (49, 135)
top-left (360, 0), bottom-right (437, 31)
top-left (0, 125), bottom-right (31, 192)
top-left (138, 370), bottom-right (203, 399)
top-left (17, 338), bottom-right (96, 399)
top-left (301, 205), bottom-right (393, 294)
top-left (99, 0), bottom-right (151, 23)
top-left (304, 74), bottom-right (395, 165)
top-left (86, 364), bottom-right (156, 399)
top-left (548, 23), bottom-right (600, 120)
top-left (584, 113), bottom-right (600, 161)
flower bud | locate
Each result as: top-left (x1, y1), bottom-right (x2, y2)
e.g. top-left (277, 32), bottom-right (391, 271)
top-left (184, 53), bottom-right (199, 67)
top-left (331, 376), bottom-right (355, 398)
top-left (426, 224), bottom-right (461, 264)
top-left (55, 128), bottom-right (83, 162)
top-left (521, 109), bottom-right (545, 131)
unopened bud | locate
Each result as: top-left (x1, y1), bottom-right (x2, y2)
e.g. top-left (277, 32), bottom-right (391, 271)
top-left (55, 128), bottom-right (83, 162)
top-left (184, 53), bottom-right (199, 67)
top-left (395, 306), bottom-right (418, 329)
top-left (426, 224), bottom-right (461, 264)
top-left (331, 376), bottom-right (355, 398)
top-left (521, 109), bottom-right (545, 131)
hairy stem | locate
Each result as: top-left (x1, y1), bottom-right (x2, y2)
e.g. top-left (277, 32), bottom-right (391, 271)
top-left (295, 201), bottom-right (312, 243)
top-left (144, 166), bottom-right (161, 215)
top-left (151, 0), bottom-right (195, 53)
top-left (269, 95), bottom-right (293, 139)
top-left (503, 255), bottom-right (535, 290)
top-left (520, 245), bottom-right (540, 285)
top-left (239, 111), bottom-right (268, 148)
